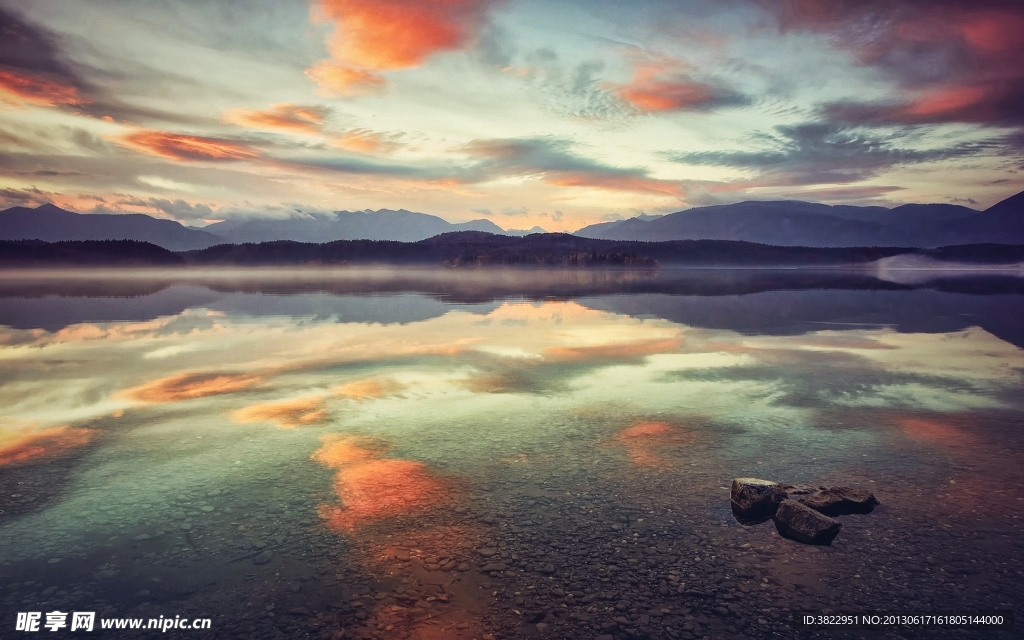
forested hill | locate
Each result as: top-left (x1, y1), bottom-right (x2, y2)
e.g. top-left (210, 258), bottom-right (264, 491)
top-left (179, 232), bottom-right (911, 266)
top-left (2, 233), bottom-right (1023, 268)
top-left (0, 240), bottom-right (184, 266)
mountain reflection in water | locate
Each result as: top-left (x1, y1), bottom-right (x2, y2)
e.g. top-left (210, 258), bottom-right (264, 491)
top-left (0, 267), bottom-right (1021, 639)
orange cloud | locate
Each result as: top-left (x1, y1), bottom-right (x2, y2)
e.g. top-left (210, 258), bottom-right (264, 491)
top-left (331, 129), bottom-right (404, 154)
top-left (960, 11), bottom-right (1024, 52)
top-left (322, 459), bottom-right (448, 530)
top-left (117, 372), bottom-right (263, 403)
top-left (900, 86), bottom-right (988, 119)
top-left (116, 129), bottom-right (260, 162)
top-left (0, 70), bottom-right (83, 107)
top-left (545, 172), bottom-right (685, 197)
top-left (544, 337), bottom-right (682, 362)
top-left (305, 60), bottom-right (387, 95)
top-left (333, 377), bottom-right (405, 399)
top-left (894, 416), bottom-right (976, 447)
top-left (311, 434), bottom-right (386, 468)
top-left (312, 435), bottom-right (450, 530)
top-left (230, 395), bottom-right (328, 428)
top-left (611, 420), bottom-right (697, 467)
top-left (608, 55), bottom-right (726, 113)
top-left (307, 0), bottom-right (495, 93)
top-left (316, 0), bottom-right (493, 70)
top-left (223, 103), bottom-right (328, 134)
top-left (0, 426), bottom-right (94, 466)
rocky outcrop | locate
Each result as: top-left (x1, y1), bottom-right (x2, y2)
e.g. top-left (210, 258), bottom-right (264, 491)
top-left (730, 478), bottom-right (789, 524)
top-left (773, 499), bottom-right (842, 545)
top-left (796, 487), bottom-right (880, 517)
top-left (730, 477), bottom-right (880, 544)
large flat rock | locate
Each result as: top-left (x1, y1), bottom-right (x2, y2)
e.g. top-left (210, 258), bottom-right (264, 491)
top-left (797, 487), bottom-right (879, 517)
top-left (773, 499), bottom-right (842, 545)
top-left (730, 477), bottom-right (789, 524)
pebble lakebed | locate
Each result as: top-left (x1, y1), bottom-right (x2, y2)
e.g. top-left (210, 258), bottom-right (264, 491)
top-left (3, 435), bottom-right (1021, 640)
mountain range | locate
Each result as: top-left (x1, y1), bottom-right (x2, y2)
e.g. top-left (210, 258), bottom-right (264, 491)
top-left (577, 190), bottom-right (1024, 247)
top-left (0, 205), bottom-right (549, 250)
top-left (202, 210), bottom-right (522, 244)
top-left (0, 204), bottom-right (222, 251)
top-left (1, 190), bottom-right (1021, 249)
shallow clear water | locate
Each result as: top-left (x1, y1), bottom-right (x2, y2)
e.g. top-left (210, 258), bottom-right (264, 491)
top-left (1, 268), bottom-right (1022, 639)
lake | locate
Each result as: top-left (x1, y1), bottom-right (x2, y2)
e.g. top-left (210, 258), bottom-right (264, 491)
top-left (1, 267), bottom-right (1022, 639)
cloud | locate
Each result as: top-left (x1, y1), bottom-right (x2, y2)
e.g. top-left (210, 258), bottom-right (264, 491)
top-left (610, 420), bottom-right (696, 468)
top-left (669, 122), bottom-right (1000, 186)
top-left (0, 186), bottom-right (54, 208)
top-left (304, 61), bottom-right (387, 95)
top-left (116, 129), bottom-right (261, 162)
top-left (333, 377), bottom-right (405, 399)
top-left (312, 434), bottom-right (452, 531)
top-left (501, 206), bottom-right (529, 216)
top-left (307, 0), bottom-right (498, 93)
top-left (0, 7), bottom-right (89, 107)
top-left (230, 395), bottom-right (328, 428)
top-left (331, 129), bottom-right (404, 154)
top-left (0, 425), bottom-right (94, 466)
top-left (543, 337), bottom-right (682, 363)
top-left (606, 52), bottom-right (745, 113)
top-left (292, 136), bottom-right (686, 197)
top-left (311, 434), bottom-right (386, 468)
top-left (464, 137), bottom-right (685, 196)
top-left (75, 196), bottom-right (216, 221)
top-left (892, 415), bottom-right (977, 447)
top-left (322, 459), bottom-right (449, 530)
top-left (137, 198), bottom-right (215, 220)
top-left (137, 175), bottom-right (196, 192)
top-left (0, 69), bottom-right (83, 107)
top-left (223, 103), bottom-right (330, 134)
top-left (117, 372), bottom-right (263, 403)
top-left (761, 1), bottom-right (1024, 126)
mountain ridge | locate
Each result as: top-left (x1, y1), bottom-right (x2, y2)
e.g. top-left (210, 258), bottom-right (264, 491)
top-left (0, 204), bottom-right (224, 251)
top-left (575, 190), bottom-right (1024, 247)
top-left (0, 204), bottom-right (550, 248)
top-left (2, 189), bottom-right (1021, 250)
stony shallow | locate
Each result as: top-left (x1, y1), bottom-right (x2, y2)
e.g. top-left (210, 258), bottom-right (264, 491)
top-left (2, 275), bottom-right (1023, 639)
top-left (3, 429), bottom-right (1022, 640)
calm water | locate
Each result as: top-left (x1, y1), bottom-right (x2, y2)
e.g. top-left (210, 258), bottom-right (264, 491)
top-left (1, 268), bottom-right (1022, 640)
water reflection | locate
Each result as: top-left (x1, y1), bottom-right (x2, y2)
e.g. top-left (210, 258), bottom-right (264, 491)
top-left (0, 423), bottom-right (94, 466)
top-left (0, 269), bottom-right (1021, 639)
top-left (232, 396), bottom-right (330, 428)
top-left (119, 372), bottom-right (265, 403)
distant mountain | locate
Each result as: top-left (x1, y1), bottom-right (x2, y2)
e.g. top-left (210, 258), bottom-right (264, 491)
top-left (0, 205), bottom-right (527, 249)
top-left (0, 204), bottom-right (223, 250)
top-left (575, 191), bottom-right (1024, 247)
top-left (202, 210), bottom-right (511, 244)
top-left (505, 226), bottom-right (549, 236)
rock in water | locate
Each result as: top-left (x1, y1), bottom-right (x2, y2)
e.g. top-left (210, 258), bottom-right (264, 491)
top-left (773, 499), bottom-right (842, 545)
top-left (797, 487), bottom-right (879, 517)
top-left (730, 478), bottom-right (789, 524)
top-left (253, 550), bottom-right (274, 565)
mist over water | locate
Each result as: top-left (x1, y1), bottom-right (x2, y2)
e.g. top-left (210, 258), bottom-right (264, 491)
top-left (1, 268), bottom-right (1022, 639)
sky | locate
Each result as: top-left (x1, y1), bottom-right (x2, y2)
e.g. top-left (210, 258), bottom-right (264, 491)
top-left (1, 0), bottom-right (1023, 231)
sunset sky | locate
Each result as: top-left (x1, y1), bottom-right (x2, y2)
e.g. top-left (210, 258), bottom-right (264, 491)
top-left (2, 0), bottom-right (1023, 231)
